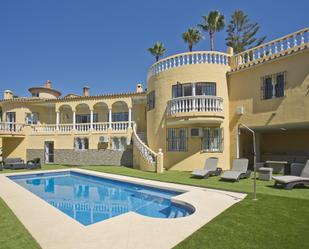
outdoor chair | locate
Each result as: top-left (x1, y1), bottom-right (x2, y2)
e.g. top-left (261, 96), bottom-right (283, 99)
top-left (273, 160), bottom-right (309, 190)
top-left (191, 157), bottom-right (222, 178)
top-left (220, 158), bottom-right (251, 182)
top-left (26, 158), bottom-right (41, 170)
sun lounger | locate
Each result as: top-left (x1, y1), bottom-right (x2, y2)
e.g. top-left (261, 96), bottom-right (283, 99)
top-left (3, 158), bottom-right (26, 170)
top-left (220, 158), bottom-right (251, 182)
top-left (273, 160), bottom-right (309, 190)
top-left (191, 157), bottom-right (221, 178)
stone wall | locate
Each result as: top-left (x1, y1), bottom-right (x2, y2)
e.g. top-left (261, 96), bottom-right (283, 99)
top-left (27, 149), bottom-right (133, 166)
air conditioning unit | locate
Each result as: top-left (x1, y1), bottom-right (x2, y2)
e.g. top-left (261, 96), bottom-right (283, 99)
top-left (99, 135), bottom-right (109, 143)
top-left (191, 128), bottom-right (203, 137)
top-left (236, 106), bottom-right (244, 115)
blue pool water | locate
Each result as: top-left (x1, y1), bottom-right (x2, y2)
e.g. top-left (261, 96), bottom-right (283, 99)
top-left (8, 171), bottom-right (194, 225)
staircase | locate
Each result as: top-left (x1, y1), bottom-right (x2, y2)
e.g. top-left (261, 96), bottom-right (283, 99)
top-left (137, 132), bottom-right (147, 144)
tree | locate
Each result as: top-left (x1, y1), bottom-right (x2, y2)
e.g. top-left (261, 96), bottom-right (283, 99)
top-left (182, 28), bottom-right (203, 52)
top-left (147, 42), bottom-right (166, 62)
top-left (226, 10), bottom-right (266, 54)
top-left (198, 10), bottom-right (225, 51)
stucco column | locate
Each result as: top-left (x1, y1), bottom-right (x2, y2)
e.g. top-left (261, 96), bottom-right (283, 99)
top-left (236, 127), bottom-right (240, 158)
top-left (156, 148), bottom-right (164, 173)
top-left (192, 83), bottom-right (196, 111)
top-left (90, 109), bottom-right (94, 131)
top-left (56, 111), bottom-right (60, 131)
top-left (73, 110), bottom-right (76, 130)
top-left (128, 108), bottom-right (132, 128)
top-left (108, 108), bottom-right (112, 129)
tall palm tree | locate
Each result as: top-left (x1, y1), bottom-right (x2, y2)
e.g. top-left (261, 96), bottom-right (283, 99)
top-left (147, 42), bottom-right (166, 62)
top-left (198, 10), bottom-right (225, 51)
top-left (182, 28), bottom-right (203, 52)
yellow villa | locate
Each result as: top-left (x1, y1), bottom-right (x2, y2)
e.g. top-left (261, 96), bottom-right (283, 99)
top-left (0, 27), bottom-right (308, 172)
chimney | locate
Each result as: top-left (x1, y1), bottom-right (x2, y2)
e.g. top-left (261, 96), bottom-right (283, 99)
top-left (136, 83), bottom-right (143, 93)
top-left (83, 86), bottom-right (90, 97)
top-left (44, 80), bottom-right (52, 89)
top-left (4, 90), bottom-right (13, 100)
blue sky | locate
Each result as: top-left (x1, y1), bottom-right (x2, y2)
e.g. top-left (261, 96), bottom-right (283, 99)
top-left (1, 0), bottom-right (308, 97)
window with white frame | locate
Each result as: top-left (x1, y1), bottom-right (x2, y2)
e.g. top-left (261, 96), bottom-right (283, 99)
top-left (74, 137), bottom-right (89, 150)
top-left (25, 112), bottom-right (39, 124)
top-left (261, 72), bottom-right (285, 99)
top-left (111, 137), bottom-right (127, 151)
top-left (76, 114), bottom-right (98, 123)
top-left (167, 128), bottom-right (188, 151)
top-left (202, 127), bottom-right (223, 152)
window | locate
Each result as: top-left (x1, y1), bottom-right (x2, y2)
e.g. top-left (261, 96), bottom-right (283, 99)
top-left (147, 91), bottom-right (155, 110)
top-left (74, 137), bottom-right (89, 150)
top-left (172, 82), bottom-right (216, 98)
top-left (202, 127), bottom-right (223, 152)
top-left (275, 73), bottom-right (285, 97)
top-left (196, 83), bottom-right (216, 96)
top-left (25, 112), bottom-right (39, 124)
top-left (167, 128), bottom-right (188, 151)
top-left (76, 114), bottom-right (98, 123)
top-left (32, 92), bottom-right (39, 97)
top-left (262, 72), bottom-right (285, 99)
top-left (111, 137), bottom-right (127, 151)
top-left (109, 112), bottom-right (128, 122)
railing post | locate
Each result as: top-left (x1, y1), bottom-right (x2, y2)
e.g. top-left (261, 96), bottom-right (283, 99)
top-left (156, 148), bottom-right (164, 173)
top-left (108, 108), bottom-right (112, 131)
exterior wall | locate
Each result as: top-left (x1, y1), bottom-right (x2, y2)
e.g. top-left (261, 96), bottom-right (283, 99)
top-left (229, 49), bottom-right (309, 164)
top-left (147, 63), bottom-right (230, 170)
top-left (27, 148), bottom-right (133, 166)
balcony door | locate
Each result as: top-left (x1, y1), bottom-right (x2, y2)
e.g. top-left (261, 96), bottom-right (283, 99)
top-left (44, 141), bottom-right (54, 163)
top-left (6, 112), bottom-right (16, 131)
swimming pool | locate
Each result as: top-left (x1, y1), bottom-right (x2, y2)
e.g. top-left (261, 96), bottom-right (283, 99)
top-left (8, 171), bottom-right (194, 225)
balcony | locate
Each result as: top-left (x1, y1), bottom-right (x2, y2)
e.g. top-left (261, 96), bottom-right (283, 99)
top-left (0, 122), bottom-right (25, 137)
top-left (31, 121), bottom-right (131, 134)
top-left (147, 51), bottom-right (231, 79)
top-left (232, 27), bottom-right (309, 72)
top-left (166, 96), bottom-right (224, 122)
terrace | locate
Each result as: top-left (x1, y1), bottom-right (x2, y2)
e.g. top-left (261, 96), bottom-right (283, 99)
top-left (0, 164), bottom-right (308, 249)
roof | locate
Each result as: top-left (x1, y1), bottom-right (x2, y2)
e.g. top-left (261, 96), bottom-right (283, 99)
top-left (28, 87), bottom-right (62, 97)
top-left (0, 91), bottom-right (147, 104)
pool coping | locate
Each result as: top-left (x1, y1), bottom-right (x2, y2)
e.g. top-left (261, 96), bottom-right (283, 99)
top-left (0, 169), bottom-right (246, 249)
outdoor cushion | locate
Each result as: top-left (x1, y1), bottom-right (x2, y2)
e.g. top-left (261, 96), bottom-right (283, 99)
top-left (273, 175), bottom-right (309, 184)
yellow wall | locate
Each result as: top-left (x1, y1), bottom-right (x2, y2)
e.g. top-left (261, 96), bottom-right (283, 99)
top-left (229, 49), bottom-right (309, 163)
top-left (147, 62), bottom-right (230, 170)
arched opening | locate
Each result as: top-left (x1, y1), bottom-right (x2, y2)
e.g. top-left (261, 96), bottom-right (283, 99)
top-left (111, 101), bottom-right (129, 122)
top-left (75, 103), bottom-right (91, 123)
top-left (58, 105), bottom-right (73, 124)
top-left (93, 102), bottom-right (109, 123)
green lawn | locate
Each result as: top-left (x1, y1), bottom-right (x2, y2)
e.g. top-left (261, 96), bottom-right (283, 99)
top-left (1, 165), bottom-right (309, 249)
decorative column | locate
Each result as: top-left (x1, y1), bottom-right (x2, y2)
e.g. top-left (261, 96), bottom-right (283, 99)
top-left (90, 109), bottom-right (94, 131)
top-left (56, 111), bottom-right (60, 131)
top-left (108, 108), bottom-right (112, 130)
top-left (128, 108), bottom-right (132, 128)
top-left (192, 83), bottom-right (196, 111)
top-left (73, 110), bottom-right (76, 130)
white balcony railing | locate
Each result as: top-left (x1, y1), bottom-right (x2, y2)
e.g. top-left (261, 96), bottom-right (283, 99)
top-left (167, 96), bottom-right (224, 116)
top-left (147, 51), bottom-right (231, 79)
top-left (31, 122), bottom-right (130, 133)
top-left (233, 27), bottom-right (309, 69)
top-left (132, 123), bottom-right (157, 169)
top-left (0, 122), bottom-right (24, 133)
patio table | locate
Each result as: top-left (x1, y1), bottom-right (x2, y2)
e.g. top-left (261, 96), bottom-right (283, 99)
top-left (265, 160), bottom-right (288, 174)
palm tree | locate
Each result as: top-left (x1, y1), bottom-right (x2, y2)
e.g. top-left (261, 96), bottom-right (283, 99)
top-left (147, 42), bottom-right (166, 62)
top-left (182, 28), bottom-right (203, 52)
top-left (198, 10), bottom-right (225, 51)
